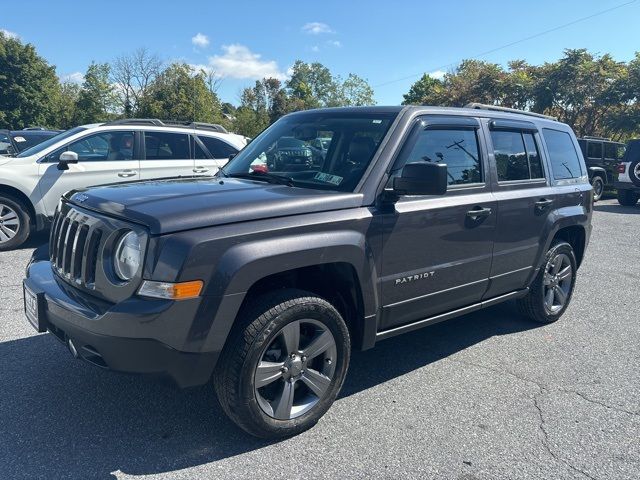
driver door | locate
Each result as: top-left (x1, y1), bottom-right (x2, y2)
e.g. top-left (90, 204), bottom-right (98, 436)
top-left (37, 130), bottom-right (140, 216)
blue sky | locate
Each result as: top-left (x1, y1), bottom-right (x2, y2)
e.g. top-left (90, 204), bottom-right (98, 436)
top-left (2, 0), bottom-right (639, 105)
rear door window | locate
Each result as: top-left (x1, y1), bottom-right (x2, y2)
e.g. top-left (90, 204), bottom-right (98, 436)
top-left (603, 142), bottom-right (617, 160)
top-left (491, 130), bottom-right (545, 181)
top-left (144, 132), bottom-right (190, 160)
top-left (542, 129), bottom-right (583, 179)
top-left (191, 136), bottom-right (209, 159)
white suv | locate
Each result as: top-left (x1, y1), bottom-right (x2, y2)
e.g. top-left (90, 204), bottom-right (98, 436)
top-left (615, 139), bottom-right (640, 207)
top-left (0, 119), bottom-right (246, 250)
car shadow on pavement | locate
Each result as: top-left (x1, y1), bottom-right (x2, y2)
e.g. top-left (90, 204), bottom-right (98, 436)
top-left (0, 301), bottom-right (539, 478)
top-left (594, 203), bottom-right (640, 214)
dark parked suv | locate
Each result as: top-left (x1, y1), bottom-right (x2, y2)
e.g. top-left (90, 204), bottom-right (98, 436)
top-left (577, 136), bottom-right (626, 201)
top-left (24, 104), bottom-right (592, 438)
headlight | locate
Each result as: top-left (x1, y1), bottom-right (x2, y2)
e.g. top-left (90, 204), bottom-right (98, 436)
top-left (113, 231), bottom-right (141, 281)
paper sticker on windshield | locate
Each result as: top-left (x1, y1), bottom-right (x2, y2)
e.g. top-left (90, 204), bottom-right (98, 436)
top-left (314, 172), bottom-right (343, 186)
top-left (13, 136), bottom-right (26, 142)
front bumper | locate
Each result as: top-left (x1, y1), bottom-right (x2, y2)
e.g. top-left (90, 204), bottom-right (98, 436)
top-left (23, 249), bottom-right (219, 388)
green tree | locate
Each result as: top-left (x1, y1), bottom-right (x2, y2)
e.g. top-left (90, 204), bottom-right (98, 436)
top-left (74, 62), bottom-right (115, 124)
top-left (137, 63), bottom-right (223, 123)
top-left (442, 59), bottom-right (507, 106)
top-left (402, 73), bottom-right (444, 105)
top-left (55, 81), bottom-right (81, 129)
top-left (286, 60), bottom-right (339, 109)
top-left (532, 49), bottom-right (627, 137)
top-left (0, 31), bottom-right (61, 129)
top-left (336, 74), bottom-right (375, 106)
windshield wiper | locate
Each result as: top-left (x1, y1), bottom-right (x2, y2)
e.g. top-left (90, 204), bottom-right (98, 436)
top-left (227, 171), bottom-right (295, 186)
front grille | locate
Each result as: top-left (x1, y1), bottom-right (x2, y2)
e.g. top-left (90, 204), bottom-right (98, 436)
top-left (49, 208), bottom-right (103, 287)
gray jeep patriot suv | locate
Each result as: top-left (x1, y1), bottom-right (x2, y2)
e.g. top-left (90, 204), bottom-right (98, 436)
top-left (23, 104), bottom-right (592, 438)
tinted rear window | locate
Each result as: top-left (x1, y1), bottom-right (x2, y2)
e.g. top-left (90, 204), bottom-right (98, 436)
top-left (144, 132), bottom-right (190, 160)
top-left (542, 129), bottom-right (583, 179)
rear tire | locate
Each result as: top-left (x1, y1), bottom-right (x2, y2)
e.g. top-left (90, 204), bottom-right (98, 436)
top-left (616, 189), bottom-right (639, 207)
top-left (590, 176), bottom-right (604, 202)
top-left (629, 160), bottom-right (640, 187)
top-left (518, 240), bottom-right (577, 324)
top-left (213, 288), bottom-right (350, 439)
top-left (0, 194), bottom-right (31, 251)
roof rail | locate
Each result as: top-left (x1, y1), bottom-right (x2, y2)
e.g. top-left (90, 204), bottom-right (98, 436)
top-left (581, 135), bottom-right (611, 141)
top-left (464, 103), bottom-right (557, 121)
top-left (104, 118), bottom-right (228, 134)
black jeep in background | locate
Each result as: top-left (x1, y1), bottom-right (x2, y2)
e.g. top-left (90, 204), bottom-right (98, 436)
top-left (577, 136), bottom-right (626, 201)
top-left (24, 104), bottom-right (592, 439)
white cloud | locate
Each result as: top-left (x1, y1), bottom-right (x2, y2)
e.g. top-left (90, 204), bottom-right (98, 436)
top-left (311, 45), bottom-right (320, 52)
top-left (207, 44), bottom-right (287, 80)
top-left (429, 70), bottom-right (446, 80)
top-left (327, 40), bottom-right (342, 48)
top-left (191, 33), bottom-right (210, 48)
top-left (302, 22), bottom-right (334, 35)
top-left (61, 72), bottom-right (84, 84)
top-left (1, 28), bottom-right (18, 39)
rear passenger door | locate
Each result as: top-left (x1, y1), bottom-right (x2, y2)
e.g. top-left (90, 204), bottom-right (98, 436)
top-left (483, 119), bottom-right (555, 298)
top-left (196, 134), bottom-right (240, 174)
top-left (379, 116), bottom-right (496, 330)
top-left (139, 131), bottom-right (194, 179)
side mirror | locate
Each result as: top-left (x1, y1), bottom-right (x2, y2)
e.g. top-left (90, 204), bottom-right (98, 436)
top-left (228, 153), bottom-right (236, 161)
top-left (57, 151), bottom-right (78, 171)
top-left (393, 162), bottom-right (448, 196)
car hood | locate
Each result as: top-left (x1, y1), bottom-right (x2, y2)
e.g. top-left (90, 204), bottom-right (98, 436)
top-left (67, 177), bottom-right (363, 234)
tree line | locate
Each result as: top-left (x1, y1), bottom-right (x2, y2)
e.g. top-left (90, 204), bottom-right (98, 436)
top-left (0, 32), bottom-right (375, 137)
top-left (1, 30), bottom-right (639, 141)
top-left (403, 49), bottom-right (640, 141)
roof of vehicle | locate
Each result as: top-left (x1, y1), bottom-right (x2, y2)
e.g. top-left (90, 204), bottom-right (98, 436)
top-left (78, 120), bottom-right (241, 139)
top-left (288, 105), bottom-right (568, 127)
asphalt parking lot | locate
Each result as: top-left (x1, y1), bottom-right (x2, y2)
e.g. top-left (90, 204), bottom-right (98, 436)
top-left (0, 198), bottom-right (638, 480)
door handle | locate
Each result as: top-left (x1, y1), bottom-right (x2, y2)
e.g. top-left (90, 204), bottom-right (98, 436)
top-left (466, 206), bottom-right (492, 219)
top-left (117, 170), bottom-right (137, 178)
top-left (193, 166), bottom-right (209, 174)
top-left (535, 198), bottom-right (554, 210)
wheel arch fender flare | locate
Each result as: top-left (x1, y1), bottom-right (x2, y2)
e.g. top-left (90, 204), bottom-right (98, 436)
top-left (200, 230), bottom-right (379, 353)
top-left (588, 166), bottom-right (608, 184)
top-left (530, 207), bottom-right (589, 285)
top-left (0, 182), bottom-right (37, 225)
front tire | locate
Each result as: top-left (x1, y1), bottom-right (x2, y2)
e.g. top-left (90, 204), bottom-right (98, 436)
top-left (617, 189), bottom-right (639, 206)
top-left (518, 240), bottom-right (577, 324)
top-left (0, 194), bottom-right (31, 251)
top-left (214, 289), bottom-right (351, 439)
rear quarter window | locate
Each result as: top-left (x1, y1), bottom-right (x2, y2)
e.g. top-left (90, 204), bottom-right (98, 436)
top-left (542, 129), bottom-right (583, 180)
top-left (199, 135), bottom-right (238, 159)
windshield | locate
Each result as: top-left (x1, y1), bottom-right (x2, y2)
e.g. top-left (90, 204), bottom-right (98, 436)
top-left (17, 126), bottom-right (87, 158)
top-left (11, 132), bottom-right (59, 152)
top-left (221, 112), bottom-right (396, 192)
